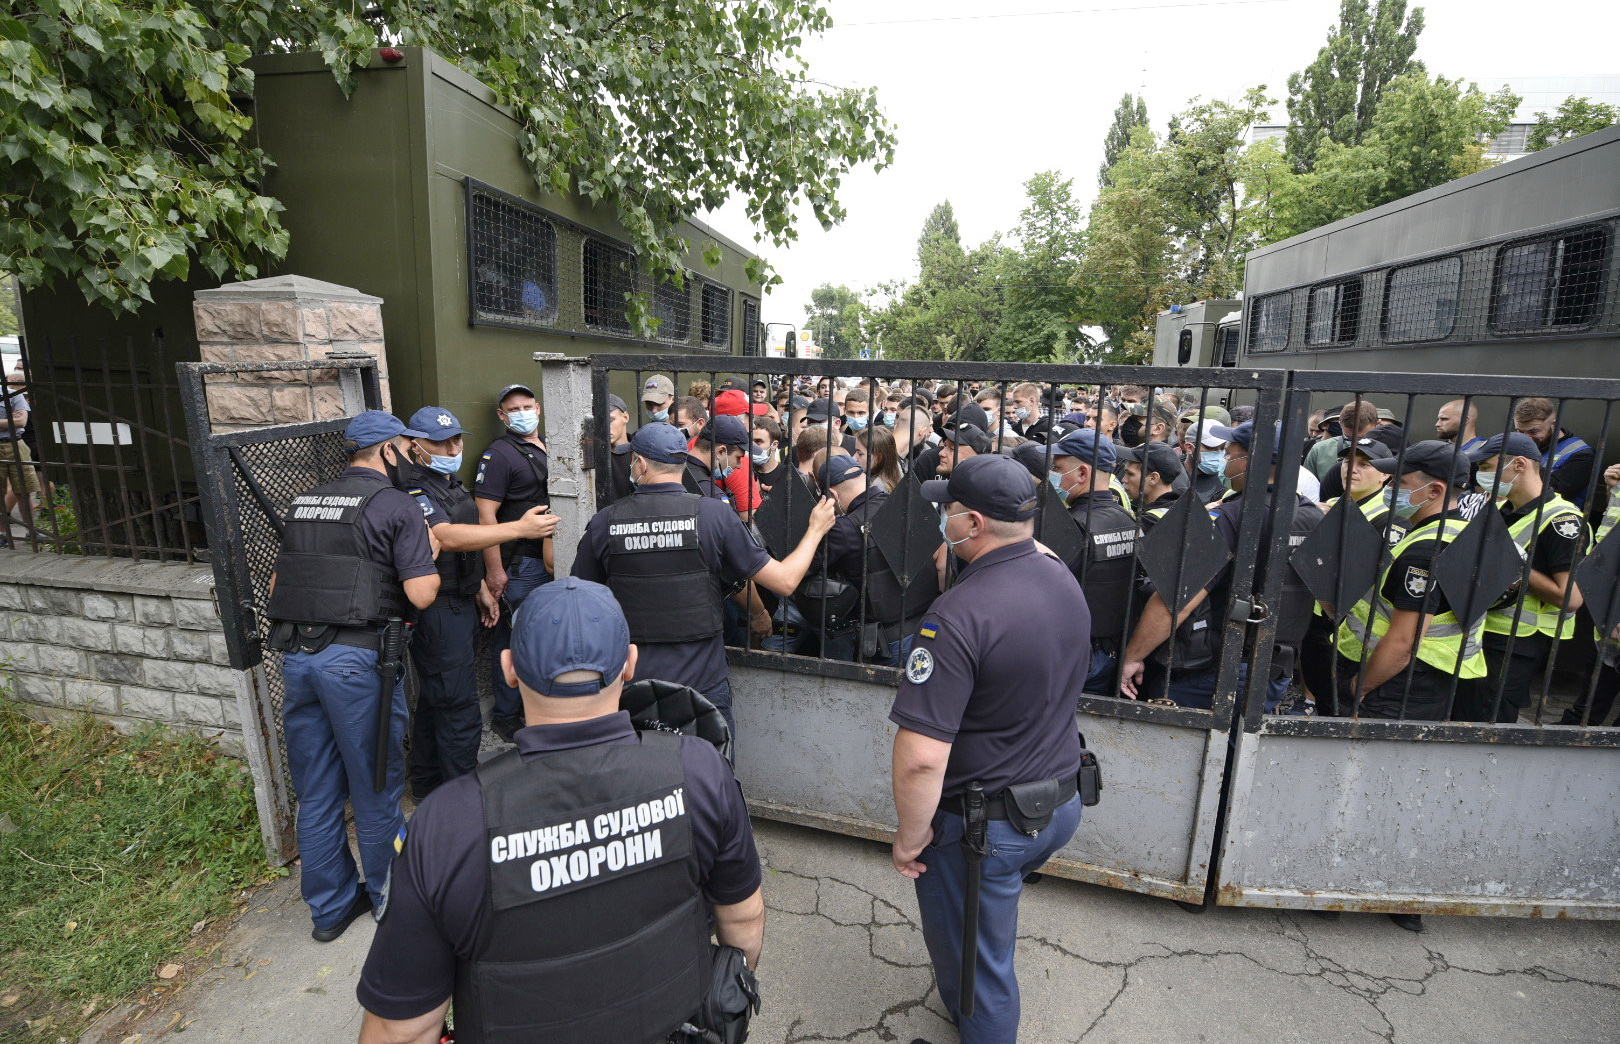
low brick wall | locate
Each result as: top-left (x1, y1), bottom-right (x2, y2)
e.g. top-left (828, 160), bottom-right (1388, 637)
top-left (0, 550), bottom-right (242, 753)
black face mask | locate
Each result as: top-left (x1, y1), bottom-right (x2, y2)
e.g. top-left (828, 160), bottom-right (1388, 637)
top-left (381, 442), bottom-right (405, 488)
top-left (1120, 417), bottom-right (1146, 448)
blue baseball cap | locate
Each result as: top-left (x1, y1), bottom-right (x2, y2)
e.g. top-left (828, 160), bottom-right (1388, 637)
top-left (1374, 439), bottom-right (1472, 487)
top-left (921, 453), bottom-right (1039, 522)
top-left (1467, 431), bottom-right (1542, 464)
top-left (1210, 420), bottom-right (1284, 463)
top-left (1053, 428), bottom-right (1117, 471)
top-left (405, 406), bottom-right (467, 441)
top-left (510, 578), bottom-right (631, 697)
top-left (819, 454), bottom-right (865, 489)
top-left (628, 422), bottom-right (690, 464)
top-left (344, 410), bottom-right (428, 449)
top-left (699, 414), bottom-right (749, 447)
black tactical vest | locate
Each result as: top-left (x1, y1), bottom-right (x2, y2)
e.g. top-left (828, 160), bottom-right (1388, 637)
top-left (493, 436), bottom-right (551, 563)
top-left (265, 473), bottom-right (406, 628)
top-left (401, 460), bottom-right (485, 600)
top-left (840, 489), bottom-right (909, 631)
top-left (1067, 490), bottom-right (1140, 642)
top-left (454, 732), bottom-right (708, 1044)
top-left (605, 492), bottom-right (725, 643)
top-left (1270, 494), bottom-right (1326, 650)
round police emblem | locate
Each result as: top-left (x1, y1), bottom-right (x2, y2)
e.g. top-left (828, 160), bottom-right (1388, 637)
top-left (905, 646), bottom-right (935, 684)
top-left (1554, 516), bottom-right (1581, 540)
top-left (436, 412), bottom-right (453, 427)
top-left (1404, 567), bottom-right (1430, 598)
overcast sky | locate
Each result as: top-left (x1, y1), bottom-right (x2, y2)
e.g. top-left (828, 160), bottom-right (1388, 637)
top-left (705, 0), bottom-right (1614, 329)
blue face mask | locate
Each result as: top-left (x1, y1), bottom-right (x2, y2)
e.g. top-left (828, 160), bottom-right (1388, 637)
top-left (880, 411), bottom-right (896, 428)
top-left (714, 463), bottom-right (735, 481)
top-left (1391, 485), bottom-right (1434, 519)
top-left (848, 415), bottom-right (869, 432)
top-left (1199, 449), bottom-right (1225, 475)
top-left (938, 509), bottom-right (973, 547)
top-left (427, 452), bottom-right (463, 475)
top-left (1016, 407), bottom-right (1031, 422)
top-left (505, 408), bottom-right (539, 435)
top-left (649, 408), bottom-right (670, 422)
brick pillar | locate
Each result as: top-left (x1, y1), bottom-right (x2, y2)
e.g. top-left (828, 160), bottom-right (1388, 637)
top-left (192, 275), bottom-right (390, 430)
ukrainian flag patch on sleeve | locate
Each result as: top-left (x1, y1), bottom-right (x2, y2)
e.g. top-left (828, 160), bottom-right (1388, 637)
top-left (919, 622), bottom-right (938, 640)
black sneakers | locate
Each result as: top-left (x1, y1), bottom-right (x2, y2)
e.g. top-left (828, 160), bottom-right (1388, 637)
top-left (312, 890), bottom-right (373, 943)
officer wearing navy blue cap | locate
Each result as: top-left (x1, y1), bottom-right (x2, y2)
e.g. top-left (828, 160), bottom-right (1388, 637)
top-left (265, 410), bottom-right (441, 942)
top-left (357, 579), bottom-right (765, 1043)
top-left (475, 383), bottom-right (554, 741)
top-left (397, 406), bottom-right (560, 797)
top-left (1049, 428), bottom-right (1139, 696)
top-left (573, 423), bottom-right (837, 737)
top-left (683, 414), bottom-right (750, 504)
top-left (1121, 420), bottom-right (1323, 711)
top-left (891, 454), bottom-right (1085, 1044)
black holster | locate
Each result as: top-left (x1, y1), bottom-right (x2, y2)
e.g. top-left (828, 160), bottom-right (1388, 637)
top-left (674, 945), bottom-right (761, 1044)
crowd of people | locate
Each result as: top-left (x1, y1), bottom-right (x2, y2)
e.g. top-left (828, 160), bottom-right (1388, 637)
top-left (258, 369), bottom-right (1618, 1042)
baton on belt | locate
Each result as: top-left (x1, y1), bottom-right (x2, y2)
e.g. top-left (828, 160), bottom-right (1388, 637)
top-left (960, 780), bottom-right (988, 1020)
top-left (373, 617), bottom-right (407, 792)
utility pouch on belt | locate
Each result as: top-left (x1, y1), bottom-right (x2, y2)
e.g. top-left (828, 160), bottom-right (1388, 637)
top-left (1003, 777), bottom-right (1063, 837)
top-left (1078, 730), bottom-right (1103, 808)
top-left (676, 944), bottom-right (761, 1044)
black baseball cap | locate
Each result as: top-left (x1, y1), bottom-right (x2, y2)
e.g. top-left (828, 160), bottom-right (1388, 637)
top-left (1116, 441), bottom-right (1181, 482)
top-left (941, 423), bottom-right (992, 455)
top-left (699, 414), bottom-right (749, 447)
top-left (1467, 432), bottom-right (1541, 463)
top-left (806, 397), bottom-right (841, 423)
top-left (921, 454), bottom-right (1039, 522)
top-left (606, 393), bottom-right (629, 416)
top-left (954, 402), bottom-right (991, 432)
top-left (1008, 441), bottom-right (1052, 480)
top-left (1338, 437), bottom-right (1393, 461)
top-left (1372, 440), bottom-right (1471, 487)
top-left (717, 375), bottom-right (747, 392)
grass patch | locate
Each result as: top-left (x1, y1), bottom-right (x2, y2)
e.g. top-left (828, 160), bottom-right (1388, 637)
top-left (0, 703), bottom-right (269, 1038)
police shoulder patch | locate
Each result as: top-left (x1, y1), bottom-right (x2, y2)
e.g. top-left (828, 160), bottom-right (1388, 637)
top-left (905, 646), bottom-right (935, 684)
top-left (1553, 516), bottom-right (1582, 540)
top-left (1404, 566), bottom-right (1430, 598)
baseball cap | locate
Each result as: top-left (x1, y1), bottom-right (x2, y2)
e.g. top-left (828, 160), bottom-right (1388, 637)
top-left (921, 454), bottom-right (1039, 522)
top-left (405, 406), bottom-right (467, 441)
top-left (1189, 419), bottom-right (1228, 448)
top-left (806, 397), bottom-right (842, 423)
top-left (1467, 432), bottom-right (1542, 464)
top-left (510, 578), bottom-right (630, 697)
top-left (1211, 420), bottom-right (1285, 462)
top-left (954, 402), bottom-right (991, 432)
top-left (714, 389), bottom-right (769, 418)
top-left (345, 410), bottom-right (428, 449)
top-left (1181, 405), bottom-right (1233, 426)
top-left (1338, 437), bottom-right (1393, 461)
top-left (1008, 441), bottom-right (1052, 479)
top-left (789, 395), bottom-right (813, 412)
top-left (628, 422), bottom-right (689, 464)
top-left (1116, 441), bottom-right (1182, 482)
top-left (606, 393), bottom-right (629, 416)
top-left (941, 423), bottom-right (993, 455)
top-left (1372, 440), bottom-right (1472, 487)
top-left (752, 379), bottom-right (768, 390)
top-left (699, 414), bottom-right (749, 447)
top-left (497, 383), bottom-right (536, 405)
top-left (1053, 428), bottom-right (1117, 471)
top-left (819, 454), bottom-right (865, 489)
top-left (717, 375), bottom-right (747, 393)
top-left (641, 374), bottom-right (675, 404)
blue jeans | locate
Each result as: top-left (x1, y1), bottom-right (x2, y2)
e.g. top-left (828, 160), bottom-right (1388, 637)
top-left (1082, 645), bottom-right (1117, 696)
top-left (761, 600), bottom-right (815, 655)
top-left (491, 555), bottom-right (552, 725)
top-left (281, 642), bottom-right (407, 928)
top-left (408, 595), bottom-right (482, 797)
top-left (1167, 663), bottom-right (1296, 713)
top-left (915, 796), bottom-right (1082, 1044)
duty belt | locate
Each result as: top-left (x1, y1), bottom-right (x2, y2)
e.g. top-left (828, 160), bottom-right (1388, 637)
top-left (949, 775), bottom-right (1077, 820)
top-left (331, 627), bottom-right (383, 651)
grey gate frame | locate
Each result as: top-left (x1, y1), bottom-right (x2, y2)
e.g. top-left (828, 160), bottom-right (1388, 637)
top-left (1215, 369), bottom-right (1620, 918)
top-left (588, 353), bottom-right (1289, 905)
top-left (179, 357), bottom-right (384, 864)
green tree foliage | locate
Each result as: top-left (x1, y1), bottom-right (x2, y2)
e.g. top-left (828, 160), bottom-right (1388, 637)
top-left (1277, 73), bottom-right (1518, 236)
top-left (1527, 96), bottom-right (1620, 151)
top-left (0, 2), bottom-right (896, 318)
top-left (0, 275), bottom-right (19, 337)
top-left (1099, 93), bottom-right (1149, 187)
top-left (803, 283), bottom-right (869, 359)
top-left (987, 172), bottom-right (1090, 362)
top-left (1285, 0), bottom-right (1425, 173)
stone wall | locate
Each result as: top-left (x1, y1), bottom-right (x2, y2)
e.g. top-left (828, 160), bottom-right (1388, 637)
top-left (0, 550), bottom-right (241, 753)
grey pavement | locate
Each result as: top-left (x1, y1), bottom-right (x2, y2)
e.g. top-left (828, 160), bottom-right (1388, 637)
top-left (94, 819), bottom-right (1620, 1044)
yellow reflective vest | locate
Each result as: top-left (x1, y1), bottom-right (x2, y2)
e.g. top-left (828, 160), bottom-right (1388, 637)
top-left (1483, 493), bottom-right (1587, 640)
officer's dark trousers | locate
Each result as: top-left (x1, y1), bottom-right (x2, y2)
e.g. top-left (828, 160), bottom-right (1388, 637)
top-left (491, 554), bottom-right (552, 728)
top-left (914, 796), bottom-right (1081, 1044)
top-left (281, 644), bottom-right (406, 928)
top-left (409, 595), bottom-right (482, 797)
top-left (1457, 632), bottom-right (1551, 722)
top-left (1562, 658), bottom-right (1619, 725)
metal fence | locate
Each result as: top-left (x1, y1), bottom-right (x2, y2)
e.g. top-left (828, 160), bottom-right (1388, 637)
top-left (0, 334), bottom-right (202, 561)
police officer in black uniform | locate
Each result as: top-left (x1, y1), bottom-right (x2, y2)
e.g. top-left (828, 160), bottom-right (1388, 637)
top-left (476, 383), bottom-right (555, 741)
top-left (1115, 441), bottom-right (1181, 529)
top-left (806, 455), bottom-right (916, 667)
top-left (573, 423), bottom-right (837, 738)
top-left (265, 411), bottom-right (441, 942)
top-left (398, 407), bottom-right (560, 799)
top-left (890, 454), bottom-right (1085, 1044)
top-left (681, 414), bottom-right (748, 504)
top-left (356, 579), bottom-right (765, 1043)
top-left (1047, 429), bottom-right (1139, 695)
top-left (1120, 421), bottom-right (1323, 711)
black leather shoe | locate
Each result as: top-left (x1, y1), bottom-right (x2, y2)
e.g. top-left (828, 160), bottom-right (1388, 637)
top-left (1023, 872), bottom-right (1044, 885)
top-left (311, 891), bottom-right (372, 943)
top-left (1388, 912), bottom-right (1424, 933)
